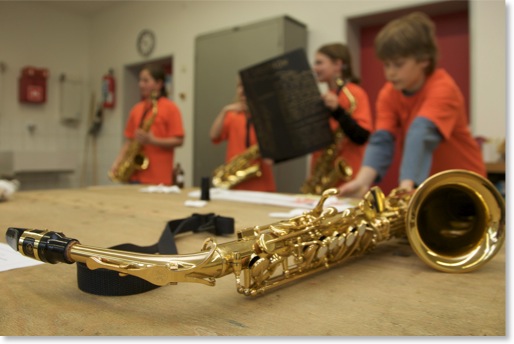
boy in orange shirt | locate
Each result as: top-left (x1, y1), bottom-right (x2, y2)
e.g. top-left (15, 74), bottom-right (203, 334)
top-left (339, 12), bottom-right (486, 198)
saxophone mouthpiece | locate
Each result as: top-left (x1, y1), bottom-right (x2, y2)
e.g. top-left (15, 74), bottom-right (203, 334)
top-left (5, 227), bottom-right (24, 252)
top-left (5, 228), bottom-right (78, 264)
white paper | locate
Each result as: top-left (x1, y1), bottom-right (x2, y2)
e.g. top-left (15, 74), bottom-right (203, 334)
top-left (184, 200), bottom-right (207, 208)
top-left (188, 188), bottom-right (358, 212)
top-left (318, 82), bottom-right (329, 95)
top-left (139, 184), bottom-right (181, 194)
top-left (0, 242), bottom-right (44, 272)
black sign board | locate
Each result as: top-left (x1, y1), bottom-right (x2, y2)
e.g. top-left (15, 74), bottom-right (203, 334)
top-left (239, 48), bottom-right (333, 163)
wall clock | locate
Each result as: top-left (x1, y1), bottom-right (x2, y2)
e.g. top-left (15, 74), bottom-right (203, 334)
top-left (137, 29), bottom-right (156, 57)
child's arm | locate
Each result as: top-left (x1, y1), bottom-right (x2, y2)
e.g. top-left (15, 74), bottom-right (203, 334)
top-left (330, 107), bottom-right (370, 144)
top-left (361, 130), bottom-right (396, 182)
top-left (209, 108), bottom-right (229, 141)
top-left (399, 117), bottom-right (443, 189)
top-left (110, 140), bottom-right (131, 174)
top-left (210, 103), bottom-right (246, 141)
top-left (321, 92), bottom-right (370, 144)
top-left (338, 166), bottom-right (378, 198)
top-left (135, 129), bottom-right (184, 150)
top-left (338, 130), bottom-right (395, 198)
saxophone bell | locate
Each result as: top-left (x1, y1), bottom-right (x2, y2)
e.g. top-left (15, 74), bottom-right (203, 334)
top-left (334, 157), bottom-right (353, 182)
top-left (212, 144), bottom-right (262, 189)
top-left (405, 170), bottom-right (505, 272)
top-left (300, 135), bottom-right (353, 195)
top-left (133, 152), bottom-right (149, 170)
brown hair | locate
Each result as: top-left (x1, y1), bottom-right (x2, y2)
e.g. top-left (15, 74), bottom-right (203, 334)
top-left (374, 12), bottom-right (438, 75)
top-left (317, 43), bottom-right (360, 84)
top-left (141, 64), bottom-right (168, 98)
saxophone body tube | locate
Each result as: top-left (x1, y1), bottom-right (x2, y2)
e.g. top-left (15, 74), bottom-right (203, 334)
top-left (5, 188), bottom-right (386, 296)
top-left (4, 170), bottom-right (506, 297)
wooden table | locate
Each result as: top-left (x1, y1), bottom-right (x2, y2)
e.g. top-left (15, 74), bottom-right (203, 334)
top-left (0, 185), bottom-right (505, 336)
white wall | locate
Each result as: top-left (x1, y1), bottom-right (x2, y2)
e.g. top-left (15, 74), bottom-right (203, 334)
top-left (469, 0), bottom-right (506, 161)
top-left (0, 0), bottom-right (507, 189)
top-left (0, 1), bottom-right (91, 188)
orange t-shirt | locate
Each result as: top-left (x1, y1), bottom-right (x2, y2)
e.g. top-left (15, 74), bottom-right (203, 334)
top-left (212, 110), bottom-right (276, 192)
top-left (310, 82), bottom-right (374, 184)
top-left (375, 68), bottom-right (486, 177)
top-left (124, 97), bottom-right (185, 185)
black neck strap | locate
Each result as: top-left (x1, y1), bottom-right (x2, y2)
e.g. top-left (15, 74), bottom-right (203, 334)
top-left (76, 213), bottom-right (234, 296)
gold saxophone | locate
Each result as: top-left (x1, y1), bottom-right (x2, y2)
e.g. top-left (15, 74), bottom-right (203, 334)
top-left (5, 170), bottom-right (505, 297)
top-left (212, 144), bottom-right (262, 189)
top-left (109, 94), bottom-right (158, 183)
top-left (301, 86), bottom-right (357, 195)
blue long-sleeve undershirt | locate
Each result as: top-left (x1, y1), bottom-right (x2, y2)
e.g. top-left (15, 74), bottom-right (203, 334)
top-left (363, 117), bottom-right (443, 186)
top-left (399, 117), bottom-right (443, 186)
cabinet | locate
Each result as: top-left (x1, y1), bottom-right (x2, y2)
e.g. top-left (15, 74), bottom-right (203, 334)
top-left (193, 16), bottom-right (308, 192)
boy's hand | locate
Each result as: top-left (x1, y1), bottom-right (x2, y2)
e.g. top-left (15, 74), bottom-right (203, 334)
top-left (398, 179), bottom-right (415, 192)
top-left (338, 179), bottom-right (368, 199)
top-left (338, 166), bottom-right (378, 199)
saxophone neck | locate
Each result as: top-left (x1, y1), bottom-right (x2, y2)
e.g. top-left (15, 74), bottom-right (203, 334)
top-left (70, 241), bottom-right (227, 287)
top-left (141, 96), bottom-right (158, 131)
top-left (7, 227), bottom-right (240, 287)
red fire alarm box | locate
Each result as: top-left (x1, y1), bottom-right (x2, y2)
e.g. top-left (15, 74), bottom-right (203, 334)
top-left (19, 66), bottom-right (49, 104)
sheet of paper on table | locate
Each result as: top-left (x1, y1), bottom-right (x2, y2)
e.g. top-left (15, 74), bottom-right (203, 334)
top-left (0, 242), bottom-right (44, 272)
top-left (188, 188), bottom-right (359, 218)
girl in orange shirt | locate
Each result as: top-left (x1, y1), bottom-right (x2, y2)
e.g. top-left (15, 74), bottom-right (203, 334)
top-left (210, 79), bottom-right (276, 192)
top-left (305, 43), bottom-right (373, 193)
top-left (110, 65), bottom-right (185, 185)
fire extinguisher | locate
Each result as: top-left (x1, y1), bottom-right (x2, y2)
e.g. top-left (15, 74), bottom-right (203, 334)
top-left (102, 69), bottom-right (115, 109)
